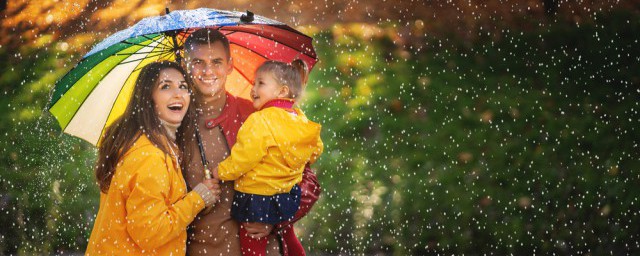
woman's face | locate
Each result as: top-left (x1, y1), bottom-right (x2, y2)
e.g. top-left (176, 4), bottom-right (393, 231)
top-left (152, 68), bottom-right (190, 124)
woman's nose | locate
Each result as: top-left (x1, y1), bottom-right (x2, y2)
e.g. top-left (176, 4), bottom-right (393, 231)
top-left (171, 88), bottom-right (187, 97)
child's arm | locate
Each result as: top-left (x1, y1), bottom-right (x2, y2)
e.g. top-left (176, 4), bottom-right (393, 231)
top-left (211, 167), bottom-right (219, 180)
top-left (217, 113), bottom-right (274, 181)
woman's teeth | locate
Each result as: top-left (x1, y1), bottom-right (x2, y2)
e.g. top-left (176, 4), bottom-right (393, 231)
top-left (168, 103), bottom-right (183, 111)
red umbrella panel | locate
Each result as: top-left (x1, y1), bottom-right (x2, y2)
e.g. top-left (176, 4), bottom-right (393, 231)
top-left (176, 25), bottom-right (318, 99)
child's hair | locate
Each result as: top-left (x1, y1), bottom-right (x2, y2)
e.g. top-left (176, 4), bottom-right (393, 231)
top-left (256, 59), bottom-right (309, 99)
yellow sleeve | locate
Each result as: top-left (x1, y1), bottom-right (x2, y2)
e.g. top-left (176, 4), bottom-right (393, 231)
top-left (122, 151), bottom-right (205, 250)
top-left (309, 135), bottom-right (324, 164)
top-left (218, 113), bottom-right (273, 181)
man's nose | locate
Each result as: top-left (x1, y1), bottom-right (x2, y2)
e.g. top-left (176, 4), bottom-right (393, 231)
top-left (203, 63), bottom-right (215, 75)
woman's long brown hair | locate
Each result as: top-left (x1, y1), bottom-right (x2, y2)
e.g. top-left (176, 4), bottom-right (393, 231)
top-left (95, 61), bottom-right (197, 193)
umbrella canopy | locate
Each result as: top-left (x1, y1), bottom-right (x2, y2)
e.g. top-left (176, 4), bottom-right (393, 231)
top-left (48, 8), bottom-right (318, 146)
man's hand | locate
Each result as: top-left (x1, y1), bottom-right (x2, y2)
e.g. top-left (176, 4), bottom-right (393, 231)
top-left (243, 222), bottom-right (274, 238)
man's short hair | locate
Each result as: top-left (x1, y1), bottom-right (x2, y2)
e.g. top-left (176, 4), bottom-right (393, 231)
top-left (183, 28), bottom-right (231, 59)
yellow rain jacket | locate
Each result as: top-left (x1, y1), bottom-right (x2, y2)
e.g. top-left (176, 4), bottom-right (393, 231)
top-left (86, 135), bottom-right (205, 255)
top-left (218, 106), bottom-right (323, 196)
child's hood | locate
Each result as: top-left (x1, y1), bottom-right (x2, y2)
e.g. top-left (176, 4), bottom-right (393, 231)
top-left (265, 108), bottom-right (322, 169)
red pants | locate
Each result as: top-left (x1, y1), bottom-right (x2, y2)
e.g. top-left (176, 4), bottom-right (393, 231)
top-left (240, 224), bottom-right (305, 256)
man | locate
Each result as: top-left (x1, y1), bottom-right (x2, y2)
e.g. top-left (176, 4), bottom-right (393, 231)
top-left (180, 28), bottom-right (321, 255)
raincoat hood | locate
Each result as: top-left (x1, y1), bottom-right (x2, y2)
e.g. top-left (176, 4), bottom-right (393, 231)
top-left (266, 107), bottom-right (322, 169)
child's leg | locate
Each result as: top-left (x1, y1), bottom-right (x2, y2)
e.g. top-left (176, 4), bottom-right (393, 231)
top-left (240, 223), bottom-right (268, 256)
top-left (280, 225), bottom-right (305, 256)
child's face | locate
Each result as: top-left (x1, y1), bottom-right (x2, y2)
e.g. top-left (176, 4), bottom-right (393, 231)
top-left (251, 71), bottom-right (288, 109)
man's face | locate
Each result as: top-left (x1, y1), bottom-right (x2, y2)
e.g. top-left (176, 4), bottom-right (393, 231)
top-left (183, 41), bottom-right (233, 99)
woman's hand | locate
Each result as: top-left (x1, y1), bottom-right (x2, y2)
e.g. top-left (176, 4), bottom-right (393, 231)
top-left (202, 178), bottom-right (221, 203)
top-left (243, 222), bottom-right (274, 238)
top-left (193, 179), bottom-right (221, 207)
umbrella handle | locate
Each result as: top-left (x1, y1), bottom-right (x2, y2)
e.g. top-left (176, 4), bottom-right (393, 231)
top-left (201, 167), bottom-right (215, 215)
top-left (204, 168), bottom-right (213, 179)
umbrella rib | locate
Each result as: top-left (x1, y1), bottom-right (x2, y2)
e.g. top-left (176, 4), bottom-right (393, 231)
top-left (122, 41), bottom-right (160, 48)
top-left (97, 43), bottom-right (168, 140)
top-left (228, 42), bottom-right (270, 59)
top-left (50, 36), bottom-right (163, 109)
top-left (230, 65), bottom-right (253, 98)
top-left (223, 30), bottom-right (317, 60)
top-left (114, 50), bottom-right (171, 56)
top-left (143, 34), bottom-right (174, 49)
top-left (62, 51), bottom-right (150, 135)
top-left (232, 64), bottom-right (254, 86)
top-left (228, 41), bottom-right (303, 64)
top-left (130, 51), bottom-right (174, 72)
top-left (221, 26), bottom-right (316, 57)
top-left (119, 51), bottom-right (170, 65)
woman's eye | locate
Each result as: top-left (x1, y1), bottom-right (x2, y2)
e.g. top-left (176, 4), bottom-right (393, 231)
top-left (179, 84), bottom-right (188, 89)
top-left (160, 84), bottom-right (170, 89)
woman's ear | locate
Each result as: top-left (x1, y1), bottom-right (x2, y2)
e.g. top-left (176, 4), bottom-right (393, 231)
top-left (278, 86), bottom-right (291, 98)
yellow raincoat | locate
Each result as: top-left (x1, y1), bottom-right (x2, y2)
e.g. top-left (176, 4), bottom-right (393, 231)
top-left (86, 135), bottom-right (205, 255)
top-left (218, 107), bottom-right (323, 196)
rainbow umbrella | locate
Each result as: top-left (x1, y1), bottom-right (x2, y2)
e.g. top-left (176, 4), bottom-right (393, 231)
top-left (48, 8), bottom-right (318, 145)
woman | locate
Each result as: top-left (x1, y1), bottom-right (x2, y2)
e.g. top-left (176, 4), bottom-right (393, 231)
top-left (86, 61), bottom-right (220, 255)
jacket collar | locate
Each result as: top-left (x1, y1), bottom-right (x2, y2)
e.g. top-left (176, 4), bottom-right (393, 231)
top-left (204, 92), bottom-right (232, 129)
top-left (260, 98), bottom-right (296, 112)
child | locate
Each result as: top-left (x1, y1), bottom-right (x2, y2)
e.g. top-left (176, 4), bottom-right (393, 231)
top-left (212, 59), bottom-right (323, 256)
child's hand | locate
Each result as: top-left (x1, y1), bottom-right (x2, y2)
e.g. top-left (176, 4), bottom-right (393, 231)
top-left (212, 167), bottom-right (220, 180)
top-left (243, 222), bottom-right (274, 238)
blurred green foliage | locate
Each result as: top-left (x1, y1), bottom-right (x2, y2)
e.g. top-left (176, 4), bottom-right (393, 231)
top-left (1, 9), bottom-right (639, 255)
top-left (303, 10), bottom-right (640, 255)
top-left (0, 45), bottom-right (100, 255)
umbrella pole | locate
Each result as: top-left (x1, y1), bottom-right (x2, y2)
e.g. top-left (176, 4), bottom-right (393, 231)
top-left (196, 125), bottom-right (215, 213)
top-left (195, 125), bottom-right (212, 179)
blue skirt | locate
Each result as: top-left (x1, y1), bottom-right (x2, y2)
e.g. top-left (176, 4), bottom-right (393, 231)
top-left (231, 185), bottom-right (301, 225)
